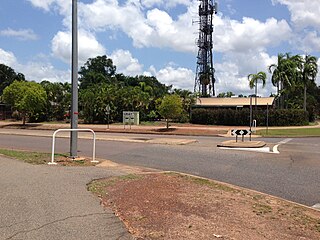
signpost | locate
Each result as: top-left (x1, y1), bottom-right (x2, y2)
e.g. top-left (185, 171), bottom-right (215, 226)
top-left (106, 104), bottom-right (110, 129)
top-left (231, 129), bottom-right (252, 142)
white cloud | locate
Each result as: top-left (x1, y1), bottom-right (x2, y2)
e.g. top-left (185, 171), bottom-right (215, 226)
top-left (296, 31), bottom-right (320, 53)
top-left (141, 0), bottom-right (192, 8)
top-left (27, 0), bottom-right (71, 15)
top-left (0, 48), bottom-right (17, 66)
top-left (0, 28), bottom-right (38, 41)
top-left (149, 65), bottom-right (194, 90)
top-left (215, 16), bottom-right (292, 53)
top-left (0, 48), bottom-right (70, 83)
top-left (215, 51), bottom-right (277, 96)
top-left (51, 30), bottom-right (106, 64)
top-left (79, 0), bottom-right (197, 52)
top-left (273, 0), bottom-right (320, 30)
top-left (111, 49), bottom-right (143, 76)
top-left (21, 62), bottom-right (70, 83)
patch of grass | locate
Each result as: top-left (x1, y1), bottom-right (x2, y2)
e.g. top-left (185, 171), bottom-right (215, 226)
top-left (189, 177), bottom-right (234, 192)
top-left (253, 203), bottom-right (272, 215)
top-left (87, 179), bottom-right (116, 196)
top-left (164, 172), bottom-right (236, 193)
top-left (256, 128), bottom-right (320, 137)
top-left (252, 195), bottom-right (265, 201)
top-left (0, 148), bottom-right (99, 167)
top-left (118, 174), bottom-right (141, 181)
top-left (0, 148), bottom-right (54, 164)
top-left (88, 174), bottom-right (142, 197)
top-left (139, 121), bottom-right (164, 126)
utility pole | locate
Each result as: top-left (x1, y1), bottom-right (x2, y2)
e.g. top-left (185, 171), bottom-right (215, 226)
top-left (70, 0), bottom-right (78, 158)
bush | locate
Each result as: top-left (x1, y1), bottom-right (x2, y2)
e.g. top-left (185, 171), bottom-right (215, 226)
top-left (191, 108), bottom-right (309, 126)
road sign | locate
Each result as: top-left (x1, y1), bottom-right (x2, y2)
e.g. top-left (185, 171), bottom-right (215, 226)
top-left (231, 129), bottom-right (251, 136)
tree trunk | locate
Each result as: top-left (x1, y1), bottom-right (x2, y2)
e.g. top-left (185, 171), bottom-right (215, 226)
top-left (303, 84), bottom-right (307, 111)
top-left (166, 119), bottom-right (169, 129)
top-left (22, 113), bottom-right (26, 126)
top-left (255, 82), bottom-right (257, 111)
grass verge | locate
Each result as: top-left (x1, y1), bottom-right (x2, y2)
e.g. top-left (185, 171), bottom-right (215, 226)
top-left (0, 149), bottom-right (53, 164)
top-left (87, 174), bottom-right (141, 197)
top-left (0, 148), bottom-right (94, 166)
top-left (256, 128), bottom-right (320, 137)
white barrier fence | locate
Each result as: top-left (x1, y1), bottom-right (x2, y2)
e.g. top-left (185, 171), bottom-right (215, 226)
top-left (49, 129), bottom-right (98, 165)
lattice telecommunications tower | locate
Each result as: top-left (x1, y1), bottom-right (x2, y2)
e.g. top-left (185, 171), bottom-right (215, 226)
top-left (194, 0), bottom-right (218, 97)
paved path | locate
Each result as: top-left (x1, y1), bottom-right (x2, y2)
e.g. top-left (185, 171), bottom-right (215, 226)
top-left (0, 129), bottom-right (197, 145)
top-left (0, 156), bottom-right (132, 240)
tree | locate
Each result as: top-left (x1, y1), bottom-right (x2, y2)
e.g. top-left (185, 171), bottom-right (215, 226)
top-left (173, 89), bottom-right (196, 122)
top-left (0, 64), bottom-right (25, 95)
top-left (2, 81), bottom-right (47, 125)
top-left (79, 55), bottom-right (116, 89)
top-left (247, 71), bottom-right (267, 109)
top-left (157, 94), bottom-right (183, 129)
top-left (269, 53), bottom-right (298, 109)
top-left (217, 92), bottom-right (235, 98)
top-left (296, 55), bottom-right (318, 111)
top-left (40, 81), bottom-right (71, 121)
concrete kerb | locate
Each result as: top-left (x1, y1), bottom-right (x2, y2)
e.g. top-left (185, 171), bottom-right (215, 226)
top-left (0, 129), bottom-right (197, 146)
top-left (217, 140), bottom-right (266, 148)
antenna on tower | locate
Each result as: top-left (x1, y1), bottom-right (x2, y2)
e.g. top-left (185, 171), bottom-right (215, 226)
top-left (194, 0), bottom-right (218, 97)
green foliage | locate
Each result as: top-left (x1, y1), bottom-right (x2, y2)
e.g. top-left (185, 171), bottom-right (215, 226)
top-left (217, 92), bottom-right (235, 98)
top-left (79, 55), bottom-right (116, 90)
top-left (80, 83), bottom-right (151, 123)
top-left (157, 94), bottom-right (183, 128)
top-left (173, 89), bottom-right (196, 122)
top-left (269, 53), bottom-right (318, 114)
top-left (2, 81), bottom-right (47, 124)
top-left (191, 108), bottom-right (309, 126)
top-left (248, 72), bottom-right (267, 90)
top-left (0, 64), bottom-right (25, 95)
top-left (40, 81), bottom-right (71, 121)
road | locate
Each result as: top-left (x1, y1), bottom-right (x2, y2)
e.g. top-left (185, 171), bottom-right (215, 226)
top-left (0, 132), bottom-right (319, 208)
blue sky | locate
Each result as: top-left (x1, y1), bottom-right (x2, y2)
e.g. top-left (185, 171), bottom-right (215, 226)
top-left (1, 0), bottom-right (320, 96)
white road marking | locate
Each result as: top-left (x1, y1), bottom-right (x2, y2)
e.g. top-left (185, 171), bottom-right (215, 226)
top-left (219, 138), bottom-right (293, 154)
top-left (219, 147), bottom-right (274, 154)
top-left (278, 138), bottom-right (293, 144)
top-left (272, 145), bottom-right (280, 154)
top-left (312, 203), bottom-right (320, 210)
top-left (272, 138), bottom-right (293, 154)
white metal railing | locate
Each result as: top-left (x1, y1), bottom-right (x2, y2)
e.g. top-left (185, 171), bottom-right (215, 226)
top-left (49, 129), bottom-right (98, 165)
top-left (252, 119), bottom-right (257, 132)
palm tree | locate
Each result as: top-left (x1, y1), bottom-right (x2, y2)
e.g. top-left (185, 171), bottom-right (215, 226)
top-left (268, 53), bottom-right (297, 108)
top-left (296, 55), bottom-right (318, 111)
top-left (247, 71), bottom-right (267, 110)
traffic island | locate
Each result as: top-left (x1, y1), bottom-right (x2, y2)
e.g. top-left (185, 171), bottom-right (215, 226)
top-left (217, 140), bottom-right (266, 148)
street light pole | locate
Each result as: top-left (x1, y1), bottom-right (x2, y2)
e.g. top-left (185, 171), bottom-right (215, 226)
top-left (70, 0), bottom-right (78, 158)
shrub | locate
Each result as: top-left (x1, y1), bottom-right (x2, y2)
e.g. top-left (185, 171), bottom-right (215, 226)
top-left (191, 108), bottom-right (309, 126)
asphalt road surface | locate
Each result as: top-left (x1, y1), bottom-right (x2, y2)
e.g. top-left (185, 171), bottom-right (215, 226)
top-left (0, 133), bottom-right (319, 208)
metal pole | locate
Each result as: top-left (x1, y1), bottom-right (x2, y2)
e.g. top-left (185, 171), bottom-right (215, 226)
top-left (266, 103), bottom-right (269, 135)
top-left (249, 96), bottom-right (252, 141)
top-left (70, 0), bottom-right (78, 158)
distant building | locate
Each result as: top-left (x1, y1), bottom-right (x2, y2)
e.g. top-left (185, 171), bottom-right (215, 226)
top-left (194, 97), bottom-right (275, 110)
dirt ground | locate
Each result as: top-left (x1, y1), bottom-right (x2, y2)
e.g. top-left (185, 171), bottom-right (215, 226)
top-left (89, 173), bottom-right (320, 240)
top-left (0, 121), bottom-right (229, 136)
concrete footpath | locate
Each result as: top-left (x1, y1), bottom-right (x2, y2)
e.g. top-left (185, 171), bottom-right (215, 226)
top-left (0, 156), bottom-right (133, 240)
top-left (0, 128), bottom-right (198, 146)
